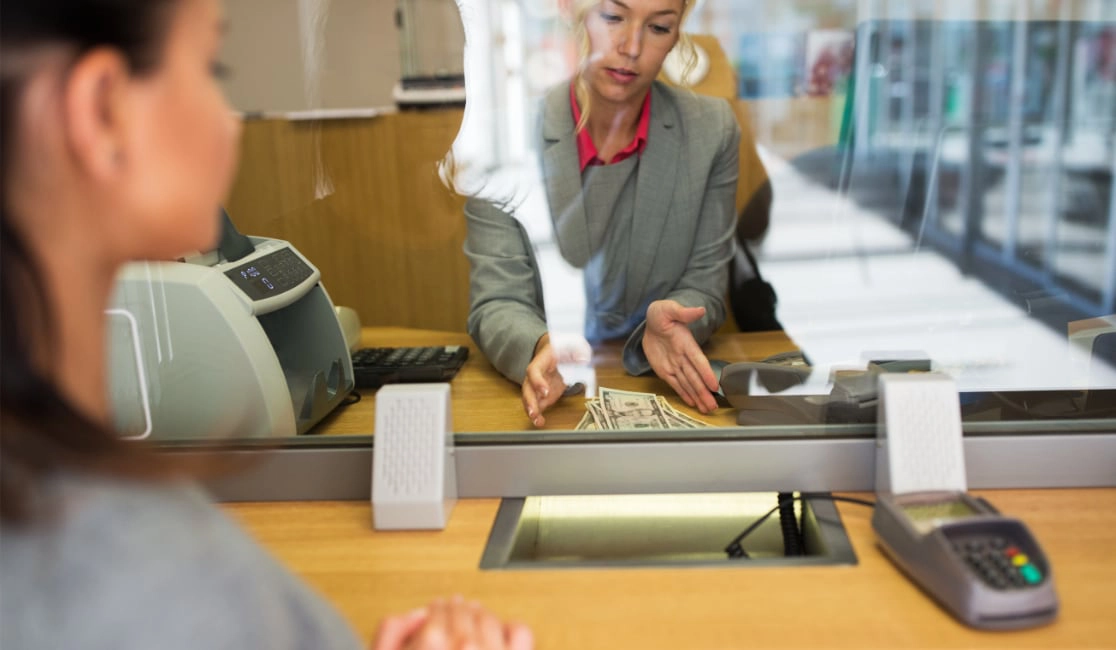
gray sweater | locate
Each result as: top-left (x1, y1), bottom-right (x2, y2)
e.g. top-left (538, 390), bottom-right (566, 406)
top-left (0, 472), bottom-right (363, 650)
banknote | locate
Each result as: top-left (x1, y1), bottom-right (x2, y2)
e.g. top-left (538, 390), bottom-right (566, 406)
top-left (575, 387), bottom-right (710, 430)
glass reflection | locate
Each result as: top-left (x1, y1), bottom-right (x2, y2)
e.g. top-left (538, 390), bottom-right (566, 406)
top-left (120, 0), bottom-right (1113, 442)
top-left (464, 0), bottom-right (739, 429)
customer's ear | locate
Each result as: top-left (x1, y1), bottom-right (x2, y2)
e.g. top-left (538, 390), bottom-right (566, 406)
top-left (62, 48), bottom-right (133, 182)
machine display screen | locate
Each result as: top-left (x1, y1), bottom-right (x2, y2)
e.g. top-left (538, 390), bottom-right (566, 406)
top-left (225, 248), bottom-right (313, 301)
top-left (900, 498), bottom-right (980, 534)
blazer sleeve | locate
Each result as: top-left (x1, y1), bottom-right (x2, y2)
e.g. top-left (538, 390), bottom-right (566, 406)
top-left (622, 97), bottom-right (741, 375)
top-left (463, 196), bottom-right (549, 384)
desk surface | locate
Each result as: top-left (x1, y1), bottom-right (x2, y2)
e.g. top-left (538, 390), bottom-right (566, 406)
top-left (233, 328), bottom-right (1116, 647)
top-left (316, 327), bottom-right (799, 435)
top-left (231, 330), bottom-right (1116, 647)
top-left (226, 488), bottom-right (1116, 648)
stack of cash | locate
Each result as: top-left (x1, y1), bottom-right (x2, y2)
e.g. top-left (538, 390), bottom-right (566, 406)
top-left (575, 387), bottom-right (710, 430)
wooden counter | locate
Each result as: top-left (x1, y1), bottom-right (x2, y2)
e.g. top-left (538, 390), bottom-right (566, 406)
top-left (226, 487), bottom-right (1116, 648)
top-left (221, 329), bottom-right (1116, 648)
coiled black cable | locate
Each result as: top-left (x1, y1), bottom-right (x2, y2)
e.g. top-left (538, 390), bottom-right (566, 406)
top-left (777, 492), bottom-right (804, 556)
top-left (725, 493), bottom-right (876, 559)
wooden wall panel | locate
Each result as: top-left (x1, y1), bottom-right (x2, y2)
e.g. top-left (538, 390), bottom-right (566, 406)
top-left (224, 109), bottom-right (470, 333)
top-left (390, 110), bottom-right (471, 332)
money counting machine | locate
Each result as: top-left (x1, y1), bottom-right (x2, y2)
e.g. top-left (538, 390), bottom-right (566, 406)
top-left (107, 213), bottom-right (354, 439)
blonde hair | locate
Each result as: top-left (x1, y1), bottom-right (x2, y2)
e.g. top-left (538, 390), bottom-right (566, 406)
top-left (570, 0), bottom-right (697, 133)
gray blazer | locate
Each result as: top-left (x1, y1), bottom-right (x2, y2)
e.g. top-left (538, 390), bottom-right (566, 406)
top-left (465, 81), bottom-right (740, 384)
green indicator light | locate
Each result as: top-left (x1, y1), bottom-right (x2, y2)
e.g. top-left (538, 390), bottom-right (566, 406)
top-left (1020, 564), bottom-right (1042, 584)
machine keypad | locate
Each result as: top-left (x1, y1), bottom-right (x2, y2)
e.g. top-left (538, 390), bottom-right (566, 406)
top-left (952, 536), bottom-right (1044, 590)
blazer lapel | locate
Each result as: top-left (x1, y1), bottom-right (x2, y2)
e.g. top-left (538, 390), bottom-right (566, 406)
top-left (625, 82), bottom-right (680, 309)
top-left (540, 84), bottom-right (592, 268)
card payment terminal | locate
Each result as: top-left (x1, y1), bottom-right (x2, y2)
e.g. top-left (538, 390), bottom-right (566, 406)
top-left (872, 491), bottom-right (1057, 629)
top-left (872, 374), bottom-right (1058, 630)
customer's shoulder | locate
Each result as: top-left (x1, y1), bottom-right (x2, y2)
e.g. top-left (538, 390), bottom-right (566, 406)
top-left (2, 475), bottom-right (241, 625)
top-left (1, 473), bottom-right (358, 649)
top-left (67, 473), bottom-right (219, 525)
top-left (15, 473), bottom-right (240, 565)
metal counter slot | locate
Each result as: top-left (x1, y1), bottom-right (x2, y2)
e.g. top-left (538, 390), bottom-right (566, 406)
top-left (480, 492), bottom-right (858, 569)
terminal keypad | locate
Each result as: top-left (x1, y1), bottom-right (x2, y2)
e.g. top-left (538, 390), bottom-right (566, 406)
top-left (952, 536), bottom-right (1044, 590)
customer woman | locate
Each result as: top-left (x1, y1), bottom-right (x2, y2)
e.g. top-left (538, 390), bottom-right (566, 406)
top-left (0, 1), bottom-right (532, 648)
top-left (465, 0), bottom-right (740, 426)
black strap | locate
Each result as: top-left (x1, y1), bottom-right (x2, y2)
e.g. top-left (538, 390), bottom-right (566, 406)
top-left (739, 242), bottom-right (768, 284)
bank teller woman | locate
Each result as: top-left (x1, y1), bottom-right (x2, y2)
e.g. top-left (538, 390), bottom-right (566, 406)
top-left (464, 0), bottom-right (741, 426)
top-left (0, 1), bottom-right (532, 648)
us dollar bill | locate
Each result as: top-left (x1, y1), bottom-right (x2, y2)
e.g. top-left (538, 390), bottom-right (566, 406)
top-left (598, 387), bottom-right (673, 429)
top-left (575, 387), bottom-right (711, 430)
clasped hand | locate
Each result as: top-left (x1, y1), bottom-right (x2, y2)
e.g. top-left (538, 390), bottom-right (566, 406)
top-left (642, 299), bottom-right (719, 414)
top-left (372, 596), bottom-right (533, 650)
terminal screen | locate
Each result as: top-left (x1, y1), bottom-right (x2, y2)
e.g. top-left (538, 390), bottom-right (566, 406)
top-left (901, 498), bottom-right (980, 535)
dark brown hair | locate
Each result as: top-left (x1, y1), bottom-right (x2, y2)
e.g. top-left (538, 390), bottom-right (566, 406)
top-left (1, 0), bottom-right (184, 523)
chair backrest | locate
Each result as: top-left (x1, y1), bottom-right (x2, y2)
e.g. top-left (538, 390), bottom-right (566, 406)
top-left (682, 34), bottom-right (772, 241)
top-left (675, 34), bottom-right (781, 333)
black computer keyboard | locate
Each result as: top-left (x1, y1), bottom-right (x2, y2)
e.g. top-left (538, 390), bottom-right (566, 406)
top-left (351, 345), bottom-right (469, 389)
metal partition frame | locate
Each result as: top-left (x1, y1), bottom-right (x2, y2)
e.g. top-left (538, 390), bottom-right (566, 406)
top-left (186, 431), bottom-right (1116, 502)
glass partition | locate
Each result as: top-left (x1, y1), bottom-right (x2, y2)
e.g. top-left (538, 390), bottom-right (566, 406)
top-left (115, 0), bottom-right (1115, 445)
